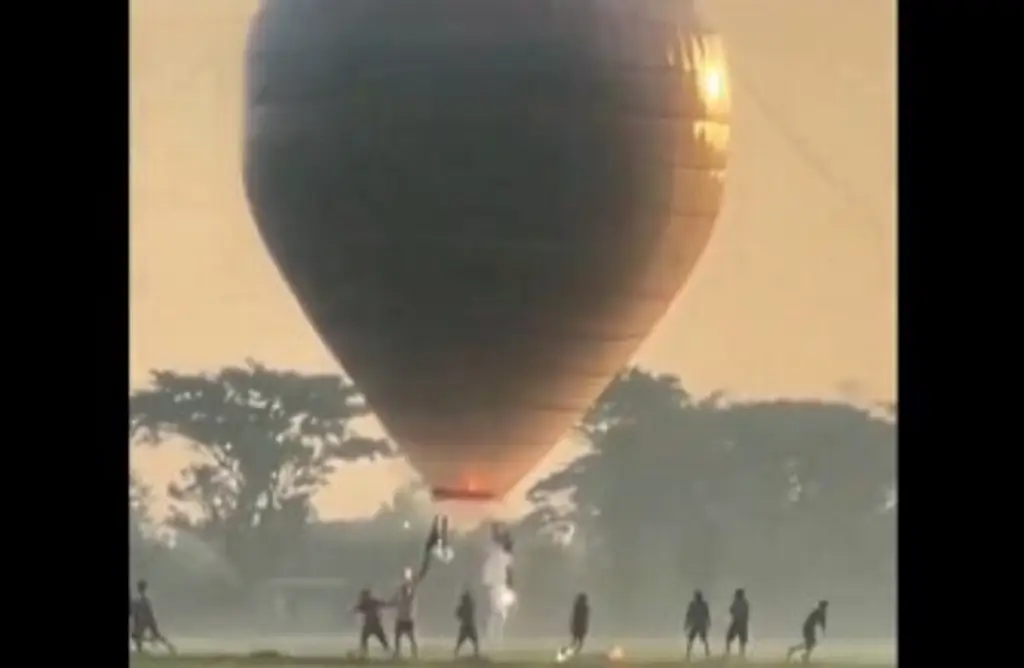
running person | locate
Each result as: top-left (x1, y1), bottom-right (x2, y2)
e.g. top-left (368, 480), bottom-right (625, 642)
top-left (786, 600), bottom-right (828, 663)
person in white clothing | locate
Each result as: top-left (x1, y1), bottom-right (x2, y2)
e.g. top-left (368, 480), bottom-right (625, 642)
top-left (482, 523), bottom-right (516, 644)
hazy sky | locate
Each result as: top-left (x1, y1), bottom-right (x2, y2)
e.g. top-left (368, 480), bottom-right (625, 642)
top-left (129, 0), bottom-right (896, 520)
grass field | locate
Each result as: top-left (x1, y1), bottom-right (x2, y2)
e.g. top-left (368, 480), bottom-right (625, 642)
top-left (129, 648), bottom-right (895, 668)
top-left (127, 634), bottom-right (894, 668)
top-left (129, 657), bottom-right (893, 668)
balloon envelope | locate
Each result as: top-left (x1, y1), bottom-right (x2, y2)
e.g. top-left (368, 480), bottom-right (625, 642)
top-left (243, 0), bottom-right (730, 500)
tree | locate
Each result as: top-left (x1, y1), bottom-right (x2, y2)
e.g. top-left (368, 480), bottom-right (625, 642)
top-left (130, 360), bottom-right (391, 583)
top-left (703, 398), bottom-right (896, 621)
top-left (580, 367), bottom-right (692, 433)
top-left (531, 368), bottom-right (708, 629)
top-left (530, 367), bottom-right (897, 633)
top-left (370, 481), bottom-right (434, 533)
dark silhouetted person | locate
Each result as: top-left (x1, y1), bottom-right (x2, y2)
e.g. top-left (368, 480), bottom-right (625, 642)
top-left (130, 579), bottom-right (176, 654)
top-left (787, 600), bottom-right (828, 663)
top-left (557, 592), bottom-right (590, 660)
top-left (454, 588), bottom-right (480, 658)
top-left (685, 590), bottom-right (711, 660)
top-left (725, 588), bottom-right (750, 658)
top-left (353, 588), bottom-right (390, 658)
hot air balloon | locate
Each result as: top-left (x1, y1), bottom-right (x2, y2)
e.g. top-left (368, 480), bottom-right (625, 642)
top-left (243, 0), bottom-right (730, 511)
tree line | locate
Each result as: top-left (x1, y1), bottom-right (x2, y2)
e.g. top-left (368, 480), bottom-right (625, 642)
top-left (129, 361), bottom-right (895, 637)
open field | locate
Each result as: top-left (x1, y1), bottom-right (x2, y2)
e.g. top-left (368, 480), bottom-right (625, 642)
top-left (137, 636), bottom-right (894, 662)
top-left (129, 637), bottom-right (895, 668)
top-left (130, 658), bottom-right (893, 668)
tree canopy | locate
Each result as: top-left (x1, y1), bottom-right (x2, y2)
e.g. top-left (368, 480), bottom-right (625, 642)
top-left (130, 360), bottom-right (390, 583)
top-left (129, 363), bottom-right (894, 636)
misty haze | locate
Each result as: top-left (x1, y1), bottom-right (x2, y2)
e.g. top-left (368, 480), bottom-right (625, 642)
top-left (129, 1), bottom-right (896, 666)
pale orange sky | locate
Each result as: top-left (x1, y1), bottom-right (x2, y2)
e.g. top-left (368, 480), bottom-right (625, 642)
top-left (129, 0), bottom-right (896, 521)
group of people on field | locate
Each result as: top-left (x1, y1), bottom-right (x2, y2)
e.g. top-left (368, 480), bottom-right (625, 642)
top-left (348, 519), bottom-right (829, 664)
top-left (349, 580), bottom-right (827, 663)
top-left (681, 589), bottom-right (829, 663)
top-left (129, 516), bottom-right (829, 664)
top-left (350, 516), bottom-right (508, 660)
